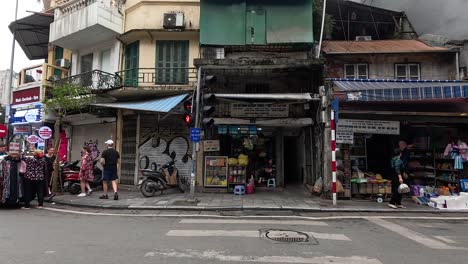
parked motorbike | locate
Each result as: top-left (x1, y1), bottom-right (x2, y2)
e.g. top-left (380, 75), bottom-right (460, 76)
top-left (138, 160), bottom-right (189, 197)
top-left (62, 160), bottom-right (103, 195)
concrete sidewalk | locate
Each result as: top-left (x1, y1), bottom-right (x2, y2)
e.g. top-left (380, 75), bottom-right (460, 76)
top-left (46, 185), bottom-right (465, 213)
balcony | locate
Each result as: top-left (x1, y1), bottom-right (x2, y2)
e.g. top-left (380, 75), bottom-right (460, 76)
top-left (116, 67), bottom-right (197, 88)
top-left (50, 0), bottom-right (123, 50)
top-left (55, 70), bottom-right (122, 92)
top-left (17, 63), bottom-right (70, 89)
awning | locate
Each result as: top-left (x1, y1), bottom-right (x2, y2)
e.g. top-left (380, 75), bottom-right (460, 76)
top-left (329, 78), bottom-right (468, 101)
top-left (9, 12), bottom-right (53, 60)
top-left (92, 94), bottom-right (189, 113)
top-left (214, 93), bottom-right (318, 102)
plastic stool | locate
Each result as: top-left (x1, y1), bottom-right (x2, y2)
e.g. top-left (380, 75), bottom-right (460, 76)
top-left (267, 179), bottom-right (276, 188)
top-left (233, 185), bottom-right (245, 195)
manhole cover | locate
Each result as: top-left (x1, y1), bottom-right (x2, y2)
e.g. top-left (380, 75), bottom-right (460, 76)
top-left (265, 230), bottom-right (309, 243)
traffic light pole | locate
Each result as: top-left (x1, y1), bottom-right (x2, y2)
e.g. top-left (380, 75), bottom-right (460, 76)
top-left (189, 67), bottom-right (202, 200)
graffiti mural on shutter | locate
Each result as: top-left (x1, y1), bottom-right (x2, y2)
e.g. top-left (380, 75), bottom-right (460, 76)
top-left (138, 115), bottom-right (192, 180)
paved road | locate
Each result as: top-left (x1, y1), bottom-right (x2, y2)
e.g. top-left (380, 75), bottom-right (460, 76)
top-left (1, 208), bottom-right (468, 264)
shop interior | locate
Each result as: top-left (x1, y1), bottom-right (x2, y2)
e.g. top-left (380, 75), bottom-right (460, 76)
top-left (203, 125), bottom-right (305, 192)
top-left (337, 122), bottom-right (468, 205)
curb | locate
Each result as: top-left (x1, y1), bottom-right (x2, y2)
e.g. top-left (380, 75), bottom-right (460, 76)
top-left (47, 199), bottom-right (468, 213)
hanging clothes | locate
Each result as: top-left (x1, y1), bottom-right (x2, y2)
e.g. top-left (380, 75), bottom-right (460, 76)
top-left (1, 156), bottom-right (24, 205)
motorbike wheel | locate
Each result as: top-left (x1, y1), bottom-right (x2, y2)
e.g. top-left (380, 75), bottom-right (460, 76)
top-left (69, 183), bottom-right (81, 195)
top-left (140, 179), bottom-right (163, 197)
top-left (177, 173), bottom-right (189, 193)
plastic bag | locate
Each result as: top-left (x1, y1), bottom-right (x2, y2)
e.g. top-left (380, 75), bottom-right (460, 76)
top-left (398, 183), bottom-right (410, 194)
top-left (313, 177), bottom-right (323, 193)
top-left (336, 180), bottom-right (345, 193)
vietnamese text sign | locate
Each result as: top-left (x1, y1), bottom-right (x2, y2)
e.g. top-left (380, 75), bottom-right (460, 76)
top-left (8, 142), bottom-right (20, 154)
top-left (231, 103), bottom-right (289, 118)
top-left (27, 135), bottom-right (41, 144)
top-left (11, 103), bottom-right (43, 125)
top-left (12, 87), bottom-right (40, 105)
top-left (190, 128), bottom-right (201, 142)
top-left (38, 126), bottom-right (52, 139)
top-left (336, 131), bottom-right (354, 144)
top-left (338, 119), bottom-right (400, 135)
top-left (203, 140), bottom-right (220, 152)
top-left (13, 125), bottom-right (32, 135)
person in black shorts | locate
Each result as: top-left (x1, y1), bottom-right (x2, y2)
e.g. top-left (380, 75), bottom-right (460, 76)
top-left (99, 140), bottom-right (120, 200)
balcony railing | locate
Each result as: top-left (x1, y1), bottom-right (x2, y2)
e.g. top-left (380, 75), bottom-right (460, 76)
top-left (56, 0), bottom-right (122, 16)
top-left (116, 67), bottom-right (198, 88)
top-left (55, 70), bottom-right (122, 92)
top-left (18, 63), bottom-right (70, 87)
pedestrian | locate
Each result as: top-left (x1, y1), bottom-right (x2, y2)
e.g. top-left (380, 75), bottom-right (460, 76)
top-left (0, 143), bottom-right (7, 156)
top-left (388, 148), bottom-right (405, 209)
top-left (78, 146), bottom-right (94, 197)
top-left (44, 147), bottom-right (56, 200)
top-left (99, 139), bottom-right (120, 200)
top-left (22, 150), bottom-right (46, 209)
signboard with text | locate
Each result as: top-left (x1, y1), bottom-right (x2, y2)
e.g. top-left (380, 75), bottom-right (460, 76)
top-left (0, 124), bottom-right (7, 138)
top-left (203, 140), bottom-right (220, 152)
top-left (336, 131), bottom-right (354, 144)
top-left (338, 119), bottom-right (400, 135)
top-left (10, 103), bottom-right (43, 125)
top-left (12, 87), bottom-right (40, 105)
top-left (38, 126), bottom-right (52, 139)
top-left (231, 103), bottom-right (289, 118)
top-left (13, 125), bottom-right (32, 135)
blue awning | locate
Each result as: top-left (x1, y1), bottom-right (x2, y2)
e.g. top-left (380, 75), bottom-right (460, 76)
top-left (329, 78), bottom-right (468, 101)
top-left (92, 94), bottom-right (189, 112)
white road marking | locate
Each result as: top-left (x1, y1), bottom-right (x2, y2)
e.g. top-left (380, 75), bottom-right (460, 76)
top-left (146, 249), bottom-right (383, 264)
top-left (179, 219), bottom-right (328, 226)
top-left (42, 207), bottom-right (468, 221)
top-left (434, 236), bottom-right (457, 244)
top-left (368, 218), bottom-right (467, 250)
top-left (44, 251), bottom-right (56, 254)
top-left (166, 230), bottom-right (351, 241)
top-left (144, 252), bottom-right (155, 257)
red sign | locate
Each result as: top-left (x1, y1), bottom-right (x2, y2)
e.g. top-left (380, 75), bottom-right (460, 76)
top-left (0, 124), bottom-right (7, 138)
top-left (38, 126), bottom-right (52, 139)
top-left (27, 135), bottom-right (40, 144)
top-left (12, 87), bottom-right (40, 105)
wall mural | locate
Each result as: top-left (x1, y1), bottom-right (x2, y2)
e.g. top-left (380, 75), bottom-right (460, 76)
top-left (138, 131), bottom-right (192, 180)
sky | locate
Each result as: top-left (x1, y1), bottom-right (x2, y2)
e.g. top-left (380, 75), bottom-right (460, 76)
top-left (352, 0), bottom-right (468, 40)
top-left (0, 0), bottom-right (44, 73)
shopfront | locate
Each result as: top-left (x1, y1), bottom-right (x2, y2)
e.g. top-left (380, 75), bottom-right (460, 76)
top-left (331, 79), bottom-right (468, 209)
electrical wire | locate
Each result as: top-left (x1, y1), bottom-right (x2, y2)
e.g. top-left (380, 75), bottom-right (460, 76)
top-left (368, 0), bottom-right (380, 40)
top-left (337, 0), bottom-right (347, 41)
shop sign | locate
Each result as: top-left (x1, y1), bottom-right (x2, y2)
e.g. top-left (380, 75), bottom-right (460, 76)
top-left (336, 131), bottom-right (354, 144)
top-left (38, 126), bottom-right (52, 139)
top-left (229, 125), bottom-right (257, 135)
top-left (203, 140), bottom-right (220, 152)
top-left (13, 125), bottom-right (32, 135)
top-left (12, 87), bottom-right (40, 105)
top-left (0, 124), bottom-right (7, 138)
top-left (27, 135), bottom-right (41, 144)
top-left (10, 103), bottom-right (43, 125)
top-left (231, 103), bottom-right (289, 118)
top-left (338, 119), bottom-right (400, 135)
top-left (8, 142), bottom-right (20, 154)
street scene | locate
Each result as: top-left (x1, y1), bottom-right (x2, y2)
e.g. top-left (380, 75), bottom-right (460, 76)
top-left (1, 0), bottom-right (468, 263)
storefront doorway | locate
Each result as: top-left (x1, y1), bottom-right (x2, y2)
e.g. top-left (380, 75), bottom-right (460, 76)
top-left (284, 136), bottom-right (302, 185)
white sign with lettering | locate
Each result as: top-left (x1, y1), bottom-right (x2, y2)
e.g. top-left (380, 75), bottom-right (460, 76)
top-left (338, 119), bottom-right (400, 135)
top-left (231, 103), bottom-right (289, 118)
top-left (336, 131), bottom-right (354, 144)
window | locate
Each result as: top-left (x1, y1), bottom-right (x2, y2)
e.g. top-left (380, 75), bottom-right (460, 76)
top-left (100, 49), bottom-right (111, 73)
top-left (80, 53), bottom-right (94, 87)
top-left (156, 40), bottom-right (189, 84)
top-left (344, 64), bottom-right (368, 79)
top-left (395, 64), bottom-right (420, 80)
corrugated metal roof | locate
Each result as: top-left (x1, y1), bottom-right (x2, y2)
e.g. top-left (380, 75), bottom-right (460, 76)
top-left (322, 40), bottom-right (452, 54)
top-left (92, 94), bottom-right (189, 113)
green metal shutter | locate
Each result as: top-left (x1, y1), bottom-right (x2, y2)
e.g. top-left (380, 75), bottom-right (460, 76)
top-left (125, 41), bottom-right (139, 87)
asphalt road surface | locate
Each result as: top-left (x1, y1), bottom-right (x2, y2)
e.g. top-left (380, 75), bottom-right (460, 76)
top-left (1, 207), bottom-right (468, 264)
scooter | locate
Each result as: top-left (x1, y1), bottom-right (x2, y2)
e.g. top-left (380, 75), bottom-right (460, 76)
top-left (138, 160), bottom-right (189, 197)
top-left (62, 160), bottom-right (103, 195)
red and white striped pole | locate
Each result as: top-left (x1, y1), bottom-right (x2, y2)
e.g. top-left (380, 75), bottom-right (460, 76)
top-left (331, 109), bottom-right (337, 206)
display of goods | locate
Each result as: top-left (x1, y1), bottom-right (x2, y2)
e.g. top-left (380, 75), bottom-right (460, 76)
top-left (359, 183), bottom-right (367, 194)
top-left (385, 183), bottom-right (392, 194)
top-left (229, 158), bottom-right (238, 166)
top-left (366, 184), bottom-right (373, 194)
top-left (375, 174), bottom-right (383, 180)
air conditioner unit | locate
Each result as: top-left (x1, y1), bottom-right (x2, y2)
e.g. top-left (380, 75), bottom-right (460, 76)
top-left (55, 58), bottom-right (71, 68)
top-left (202, 47), bottom-right (225, 59)
top-left (163, 12), bottom-right (184, 29)
top-left (355, 36), bottom-right (372, 41)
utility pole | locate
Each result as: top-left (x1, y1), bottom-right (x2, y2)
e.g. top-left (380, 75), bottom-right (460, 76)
top-left (6, 0), bottom-right (19, 125)
top-left (189, 67), bottom-right (202, 201)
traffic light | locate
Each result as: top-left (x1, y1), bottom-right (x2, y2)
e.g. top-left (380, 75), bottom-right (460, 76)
top-left (202, 93), bottom-right (216, 128)
top-left (183, 99), bottom-right (193, 125)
